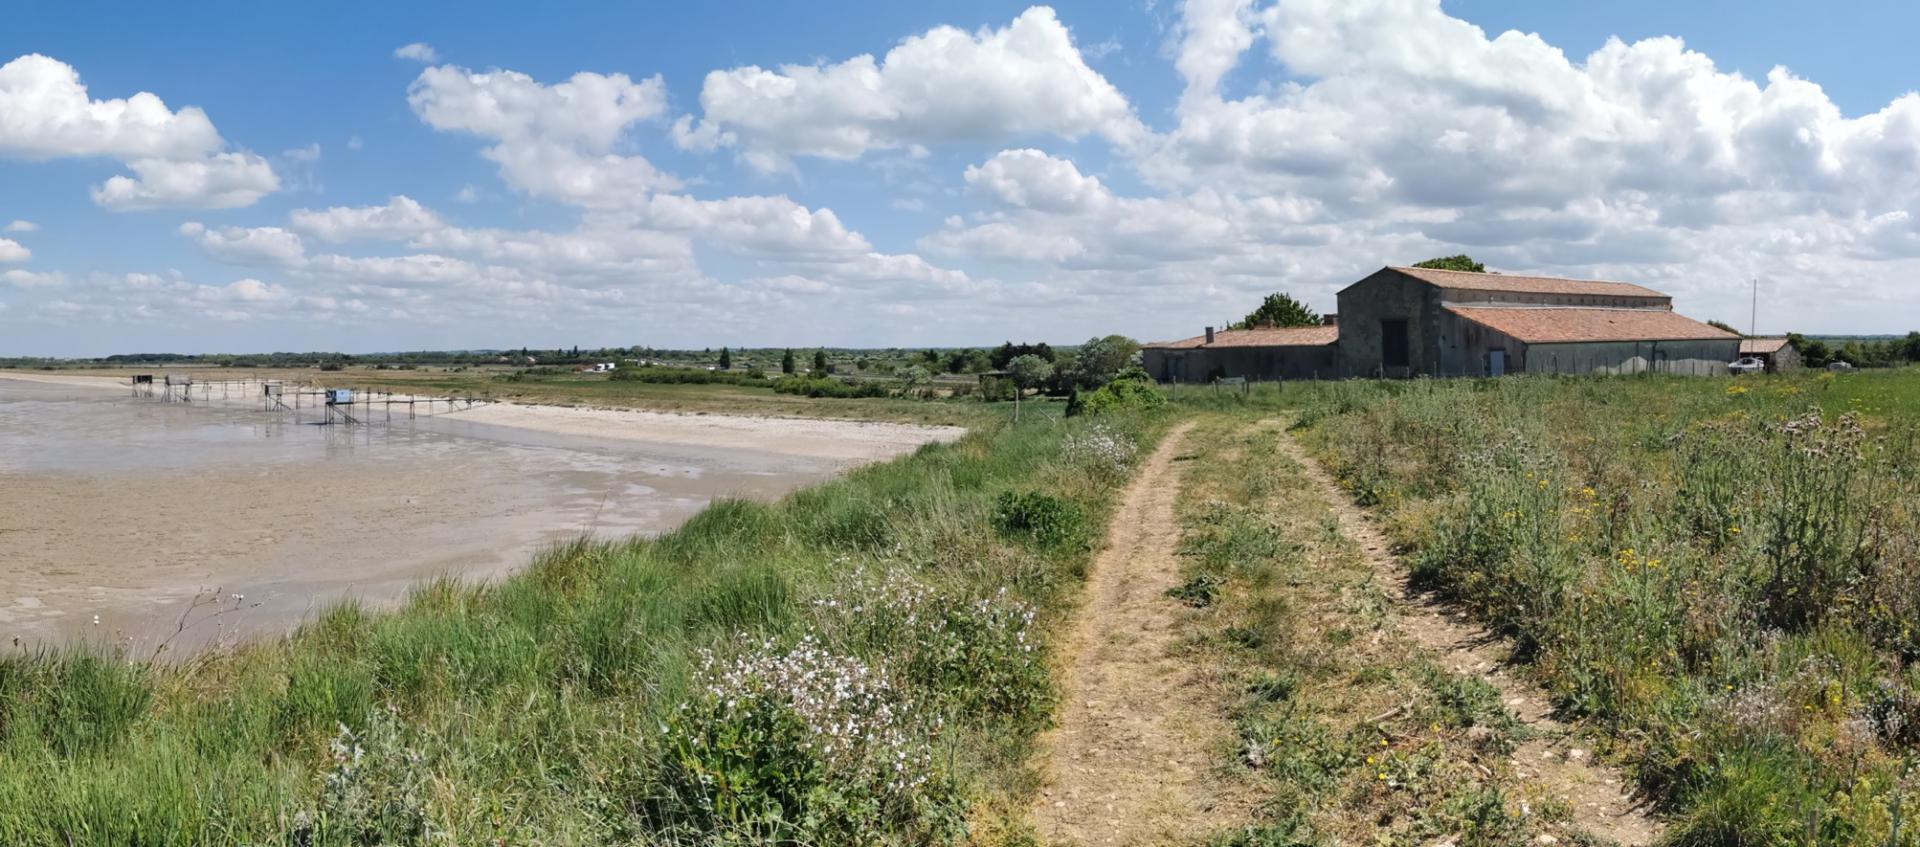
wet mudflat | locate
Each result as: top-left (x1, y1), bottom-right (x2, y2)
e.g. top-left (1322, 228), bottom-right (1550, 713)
top-left (0, 375), bottom-right (950, 652)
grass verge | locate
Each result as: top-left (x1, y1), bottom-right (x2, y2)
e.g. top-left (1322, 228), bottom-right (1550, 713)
top-left (1172, 415), bottom-right (1614, 846)
top-left (1293, 371), bottom-right (1920, 845)
top-left (0, 412), bottom-right (1160, 845)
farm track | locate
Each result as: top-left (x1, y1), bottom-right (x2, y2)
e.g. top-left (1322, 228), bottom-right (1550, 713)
top-left (1274, 426), bottom-right (1663, 846)
top-left (1030, 421), bottom-right (1257, 846)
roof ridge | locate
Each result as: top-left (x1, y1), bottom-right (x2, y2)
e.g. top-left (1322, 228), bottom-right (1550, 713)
top-left (1389, 265), bottom-right (1638, 286)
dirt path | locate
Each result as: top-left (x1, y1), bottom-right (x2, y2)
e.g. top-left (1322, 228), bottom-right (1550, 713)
top-left (1031, 421), bottom-right (1253, 846)
top-left (1274, 428), bottom-right (1661, 846)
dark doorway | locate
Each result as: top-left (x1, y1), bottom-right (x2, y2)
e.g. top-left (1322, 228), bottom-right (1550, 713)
top-left (1380, 319), bottom-right (1410, 369)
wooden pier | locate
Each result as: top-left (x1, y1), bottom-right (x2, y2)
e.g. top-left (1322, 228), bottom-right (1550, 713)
top-left (129, 374), bottom-right (492, 425)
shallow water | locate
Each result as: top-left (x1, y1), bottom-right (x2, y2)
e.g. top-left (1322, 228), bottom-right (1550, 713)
top-left (0, 377), bottom-right (871, 653)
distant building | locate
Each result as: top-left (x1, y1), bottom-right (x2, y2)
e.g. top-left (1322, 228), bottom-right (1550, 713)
top-left (1143, 322), bottom-right (1338, 382)
top-left (1738, 337), bottom-right (1802, 373)
top-left (1143, 265), bottom-right (1741, 380)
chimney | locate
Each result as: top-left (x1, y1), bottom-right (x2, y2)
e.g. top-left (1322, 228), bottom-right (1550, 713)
top-left (1321, 313), bottom-right (1339, 326)
top-left (1204, 326), bottom-right (1216, 344)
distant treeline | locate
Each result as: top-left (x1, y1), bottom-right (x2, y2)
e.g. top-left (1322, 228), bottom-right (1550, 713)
top-left (1790, 332), bottom-right (1920, 368)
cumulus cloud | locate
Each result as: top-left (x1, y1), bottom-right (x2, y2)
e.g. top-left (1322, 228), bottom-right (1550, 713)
top-left (179, 222), bottom-right (308, 266)
top-left (1150, 0), bottom-right (1920, 225)
top-left (408, 64), bottom-right (677, 206)
top-left (0, 54), bottom-right (278, 209)
top-left (5, 220), bottom-right (38, 233)
top-left (909, 0), bottom-right (1920, 336)
top-left (394, 59), bottom-right (977, 302)
top-left (1, 269), bottom-right (64, 289)
top-left (675, 7), bottom-right (1142, 171)
top-left (290, 195), bottom-right (443, 243)
top-left (0, 237), bottom-right (28, 263)
top-left (393, 42), bottom-right (439, 63)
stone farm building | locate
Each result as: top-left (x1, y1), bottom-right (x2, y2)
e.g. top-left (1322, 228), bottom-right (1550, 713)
top-left (1144, 265), bottom-right (1742, 381)
top-left (1738, 337), bottom-right (1803, 373)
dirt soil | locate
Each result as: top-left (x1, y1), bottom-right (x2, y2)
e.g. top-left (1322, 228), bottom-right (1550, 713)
top-left (1275, 427), bottom-right (1662, 846)
top-left (1030, 421), bottom-right (1257, 846)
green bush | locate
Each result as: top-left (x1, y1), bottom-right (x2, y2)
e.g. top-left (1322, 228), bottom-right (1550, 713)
top-left (991, 490), bottom-right (1087, 550)
top-left (770, 376), bottom-right (891, 398)
top-left (1076, 367), bottom-right (1165, 416)
top-left (649, 637), bottom-right (964, 844)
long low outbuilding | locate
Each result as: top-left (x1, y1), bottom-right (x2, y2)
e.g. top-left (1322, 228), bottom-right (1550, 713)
top-left (1144, 265), bottom-right (1742, 381)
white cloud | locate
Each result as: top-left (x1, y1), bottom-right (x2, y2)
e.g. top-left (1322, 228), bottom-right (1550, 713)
top-left (0, 54), bottom-right (219, 160)
top-left (91, 152), bottom-right (279, 210)
top-left (179, 222), bottom-right (307, 266)
top-left (5, 220), bottom-right (39, 233)
top-left (393, 42), bottom-right (439, 63)
top-left (199, 277), bottom-right (292, 304)
top-left (0, 237), bottom-right (28, 263)
top-left (1148, 0), bottom-right (1920, 223)
top-left (1, 269), bottom-right (64, 289)
top-left (676, 7), bottom-right (1142, 171)
top-left (908, 0), bottom-right (1920, 336)
top-left (306, 253), bottom-right (478, 288)
top-left (408, 64), bottom-right (677, 205)
top-left (290, 195), bottom-right (444, 243)
top-left (0, 54), bottom-right (278, 209)
top-left (964, 148), bottom-right (1113, 213)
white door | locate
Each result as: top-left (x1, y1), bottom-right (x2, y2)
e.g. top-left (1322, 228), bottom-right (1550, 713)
top-left (1488, 350), bottom-right (1507, 376)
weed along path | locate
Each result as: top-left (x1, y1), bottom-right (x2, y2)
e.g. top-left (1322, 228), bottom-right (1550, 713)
top-left (1031, 420), bottom-right (1256, 846)
top-left (1274, 425), bottom-right (1662, 846)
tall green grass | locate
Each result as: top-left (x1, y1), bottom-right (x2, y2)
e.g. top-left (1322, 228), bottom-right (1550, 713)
top-left (1296, 369), bottom-right (1920, 845)
top-left (0, 414), bottom-right (1159, 845)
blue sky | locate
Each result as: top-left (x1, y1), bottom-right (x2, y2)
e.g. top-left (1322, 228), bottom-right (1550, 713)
top-left (3, 1), bottom-right (1918, 355)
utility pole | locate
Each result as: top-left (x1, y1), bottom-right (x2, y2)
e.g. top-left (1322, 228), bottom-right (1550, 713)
top-left (1750, 277), bottom-right (1758, 338)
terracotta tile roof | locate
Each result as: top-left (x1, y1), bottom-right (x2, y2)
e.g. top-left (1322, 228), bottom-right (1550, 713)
top-left (1740, 337), bottom-right (1792, 355)
top-left (1145, 325), bottom-right (1340, 350)
top-left (1390, 266), bottom-right (1669, 299)
top-left (1447, 307), bottom-right (1740, 344)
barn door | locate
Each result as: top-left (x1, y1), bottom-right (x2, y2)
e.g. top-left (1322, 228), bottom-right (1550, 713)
top-left (1488, 349), bottom-right (1506, 376)
top-left (1380, 319), bottom-right (1410, 371)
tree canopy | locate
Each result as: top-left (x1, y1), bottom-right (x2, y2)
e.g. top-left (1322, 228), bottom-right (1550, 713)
top-left (1060, 335), bottom-right (1141, 390)
top-left (989, 341), bottom-right (1056, 370)
top-left (1411, 255), bottom-right (1485, 273)
top-left (1231, 292), bottom-right (1319, 330)
top-left (1006, 354), bottom-right (1055, 390)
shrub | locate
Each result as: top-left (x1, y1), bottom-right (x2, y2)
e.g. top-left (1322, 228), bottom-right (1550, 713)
top-left (818, 571), bottom-right (1050, 731)
top-left (991, 491), bottom-right (1086, 550)
top-left (650, 637), bottom-right (963, 844)
top-left (769, 376), bottom-right (891, 399)
top-left (1076, 367), bottom-right (1165, 416)
top-left (1059, 423), bottom-right (1139, 481)
top-left (296, 709), bottom-right (438, 846)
